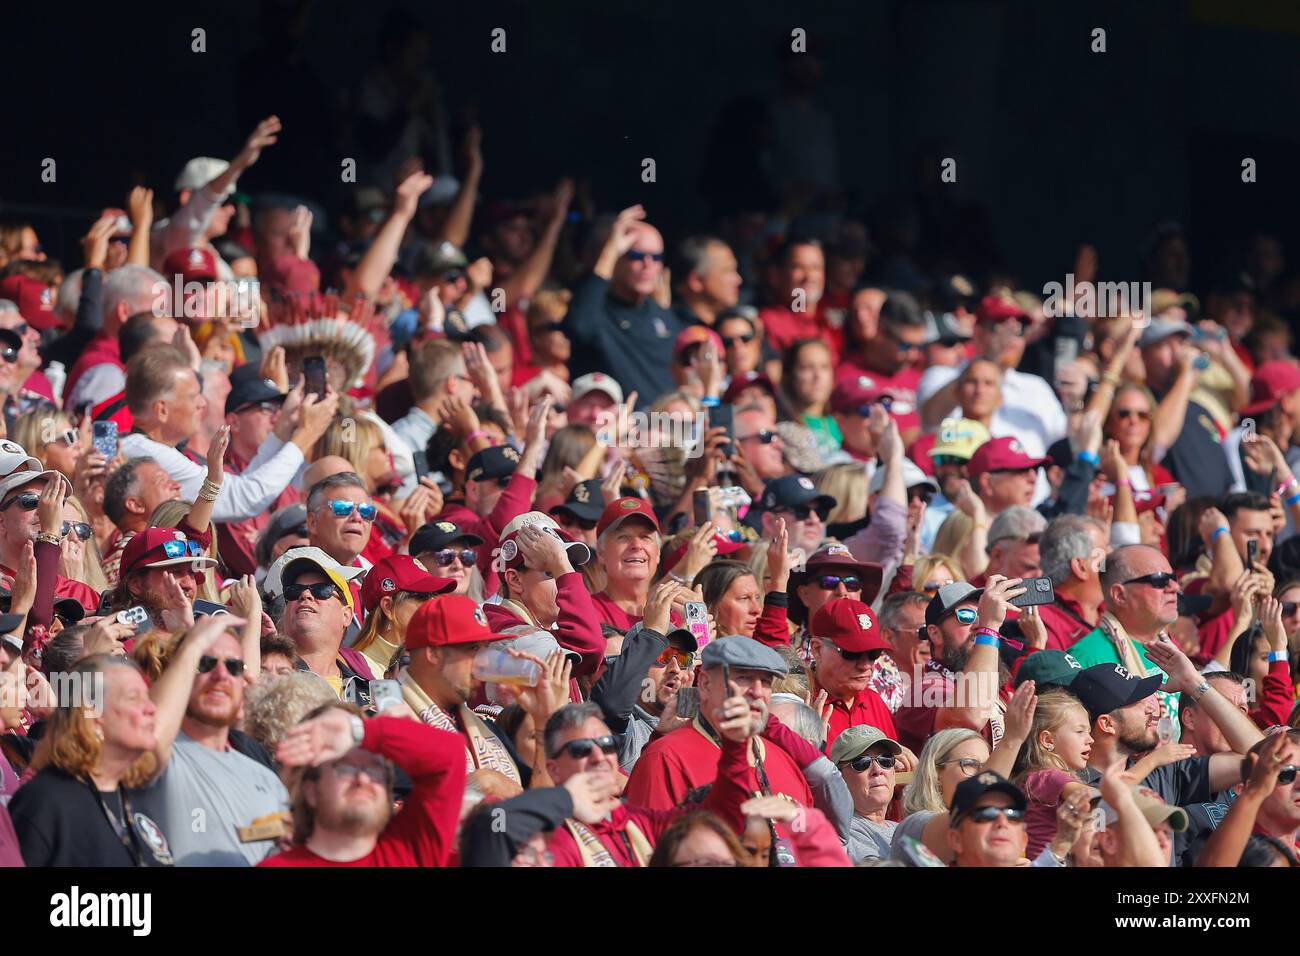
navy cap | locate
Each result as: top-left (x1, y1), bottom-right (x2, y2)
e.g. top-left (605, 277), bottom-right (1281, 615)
top-left (949, 771), bottom-right (1028, 824)
top-left (409, 519), bottom-right (485, 557)
top-left (699, 635), bottom-right (788, 677)
top-left (466, 445), bottom-right (520, 483)
top-left (225, 362), bottom-right (288, 415)
top-left (549, 479), bottom-right (605, 524)
top-left (1070, 663), bottom-right (1164, 723)
top-left (757, 474), bottom-right (835, 514)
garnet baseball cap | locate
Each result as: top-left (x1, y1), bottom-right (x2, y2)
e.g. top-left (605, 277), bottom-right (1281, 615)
top-left (359, 554), bottom-right (455, 613)
top-left (721, 370), bottom-right (777, 405)
top-left (466, 444), bottom-right (521, 483)
top-left (673, 325), bottom-right (723, 361)
top-left (829, 724), bottom-right (903, 765)
top-left (225, 362), bottom-right (288, 414)
top-left (405, 594), bottom-right (508, 650)
top-left (119, 527), bottom-right (218, 577)
top-left (829, 374), bottom-right (895, 415)
top-left (810, 598), bottom-right (889, 654)
top-left (596, 496), bottom-right (660, 538)
top-left (949, 771), bottom-right (1027, 824)
top-left (789, 543), bottom-right (884, 604)
top-left (930, 418), bottom-right (991, 462)
top-left (757, 474), bottom-right (836, 515)
top-left (966, 436), bottom-right (1046, 478)
top-left (162, 247), bottom-right (219, 284)
top-left (1240, 360), bottom-right (1300, 418)
top-left (264, 546), bottom-right (365, 610)
top-left (1014, 650), bottom-right (1085, 689)
top-left (409, 520), bottom-right (485, 556)
top-left (975, 292), bottom-right (1028, 325)
top-left (497, 512), bottom-right (592, 570)
top-left (924, 581), bottom-right (983, 626)
top-left (549, 479), bottom-right (605, 524)
top-left (0, 275), bottom-right (59, 330)
top-left (571, 372), bottom-right (624, 405)
top-left (1070, 663), bottom-right (1164, 723)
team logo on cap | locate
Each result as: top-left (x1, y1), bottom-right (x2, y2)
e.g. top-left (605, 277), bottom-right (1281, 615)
top-left (0, 440), bottom-right (22, 454)
top-left (1009, 439), bottom-right (1024, 454)
top-left (573, 483), bottom-right (590, 503)
top-left (620, 499), bottom-right (640, 510)
top-left (1113, 665), bottom-right (1130, 679)
top-left (435, 521), bottom-right (456, 533)
top-left (412, 558), bottom-right (429, 572)
top-left (1065, 654), bottom-right (1082, 669)
top-left (500, 539), bottom-right (518, 562)
top-left (823, 544), bottom-right (851, 557)
top-left (797, 477), bottom-right (814, 491)
top-left (764, 492), bottom-right (776, 507)
top-left (858, 614), bottom-right (873, 630)
top-left (473, 607), bottom-right (487, 627)
top-left (381, 578), bottom-right (395, 592)
top-left (501, 446), bottom-right (520, 462)
top-left (977, 772), bottom-right (998, 785)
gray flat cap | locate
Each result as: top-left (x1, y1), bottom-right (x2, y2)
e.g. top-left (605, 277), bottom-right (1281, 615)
top-left (699, 636), bottom-right (788, 677)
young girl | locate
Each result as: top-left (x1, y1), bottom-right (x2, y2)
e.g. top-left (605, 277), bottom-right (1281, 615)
top-left (1013, 689), bottom-right (1094, 860)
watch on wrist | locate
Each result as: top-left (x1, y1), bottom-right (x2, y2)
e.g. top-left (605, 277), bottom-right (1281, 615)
top-left (1190, 680), bottom-right (1211, 702)
top-left (349, 714), bottom-right (366, 746)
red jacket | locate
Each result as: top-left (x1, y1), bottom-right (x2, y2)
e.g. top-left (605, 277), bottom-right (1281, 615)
top-left (482, 572), bottom-right (606, 677)
top-left (64, 332), bottom-right (121, 408)
top-left (1036, 594), bottom-right (1098, 652)
top-left (258, 716), bottom-right (465, 867)
top-left (431, 474), bottom-right (537, 599)
top-left (750, 597), bottom-right (792, 650)
top-left (1252, 659), bottom-right (1295, 729)
top-left (808, 675), bottom-right (898, 750)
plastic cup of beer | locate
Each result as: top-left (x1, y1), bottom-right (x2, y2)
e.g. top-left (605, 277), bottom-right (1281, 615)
top-left (472, 647), bottom-right (541, 687)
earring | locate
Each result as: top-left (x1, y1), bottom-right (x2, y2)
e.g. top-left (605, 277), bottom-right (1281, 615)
top-left (1044, 743), bottom-right (1054, 752)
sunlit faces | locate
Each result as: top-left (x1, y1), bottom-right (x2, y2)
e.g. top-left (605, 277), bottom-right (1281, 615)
top-left (599, 517), bottom-right (659, 586)
top-left (95, 665), bottom-right (158, 755)
top-left (697, 664), bottom-right (773, 722)
top-left (307, 485), bottom-right (372, 561)
top-left (544, 715), bottom-right (619, 785)
top-left (187, 632), bottom-right (244, 728)
top-left (283, 570), bottom-right (352, 644)
top-left (504, 565), bottom-right (561, 627)
top-left (936, 738), bottom-right (991, 805)
top-left (612, 224), bottom-right (665, 301)
top-left (714, 572), bottom-right (762, 638)
top-left (948, 793), bottom-right (1027, 867)
top-left (307, 749), bottom-right (393, 838)
top-left (133, 461), bottom-right (183, 518)
top-left (159, 367), bottom-right (207, 443)
top-left (840, 742), bottom-right (896, 812)
top-left (415, 539), bottom-right (477, 596)
top-left (810, 637), bottom-right (878, 700)
top-left (1228, 505), bottom-right (1274, 569)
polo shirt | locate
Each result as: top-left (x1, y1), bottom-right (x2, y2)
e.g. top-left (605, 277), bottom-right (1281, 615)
top-left (809, 677), bottom-right (898, 749)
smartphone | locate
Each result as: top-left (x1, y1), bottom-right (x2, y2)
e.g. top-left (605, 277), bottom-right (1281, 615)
top-left (684, 600), bottom-right (711, 649)
top-left (117, 605), bottom-right (152, 634)
top-left (192, 599), bottom-right (229, 617)
top-left (303, 355), bottom-right (327, 397)
top-left (721, 660), bottom-right (731, 693)
top-left (675, 686), bottom-right (700, 719)
top-left (1193, 351), bottom-right (1211, 371)
top-left (709, 403), bottom-right (735, 458)
top-left (692, 488), bottom-right (713, 528)
top-left (1247, 539), bottom-right (1259, 569)
top-left (1008, 576), bottom-right (1055, 608)
top-left (92, 420), bottom-right (118, 459)
top-left (369, 679), bottom-right (404, 713)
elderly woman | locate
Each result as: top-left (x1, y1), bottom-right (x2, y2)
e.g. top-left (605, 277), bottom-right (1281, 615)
top-left (832, 725), bottom-right (903, 863)
top-left (589, 497), bottom-right (663, 630)
top-left (242, 671), bottom-right (337, 761)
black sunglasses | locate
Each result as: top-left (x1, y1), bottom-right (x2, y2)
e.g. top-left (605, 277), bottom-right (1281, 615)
top-left (845, 753), bottom-right (897, 772)
top-left (1279, 765), bottom-right (1299, 786)
top-left (1123, 571), bottom-right (1177, 589)
top-left (0, 346), bottom-right (16, 364)
top-left (551, 735), bottom-right (619, 760)
top-left (433, 548), bottom-right (477, 567)
top-left (909, 487), bottom-right (936, 505)
top-left (197, 655), bottom-right (246, 677)
top-left (722, 332), bottom-right (755, 348)
top-left (61, 521), bottom-right (93, 541)
top-left (284, 581), bottom-right (343, 602)
top-left (779, 504), bottom-right (828, 522)
top-left (965, 806), bottom-right (1026, 824)
top-left (817, 574), bottom-right (861, 591)
top-left (740, 429), bottom-right (779, 445)
top-left (829, 642), bottom-right (880, 663)
top-left (1283, 602), bottom-right (1299, 617)
top-left (0, 492), bottom-right (39, 512)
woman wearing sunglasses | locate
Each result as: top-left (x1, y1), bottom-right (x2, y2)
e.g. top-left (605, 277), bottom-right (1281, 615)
top-left (830, 725), bottom-right (902, 863)
top-left (1103, 383), bottom-right (1175, 494)
top-left (893, 727), bottom-right (991, 864)
top-left (59, 493), bottom-right (109, 596)
top-left (352, 554), bottom-right (456, 679)
top-left (10, 404), bottom-right (79, 481)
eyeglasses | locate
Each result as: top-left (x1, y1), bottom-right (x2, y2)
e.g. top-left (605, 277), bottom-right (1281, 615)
top-left (623, 250), bottom-right (664, 264)
top-left (1283, 602), bottom-right (1299, 617)
top-left (932, 455), bottom-right (967, 467)
top-left (284, 581), bottom-right (344, 603)
top-left (1278, 765), bottom-right (1299, 785)
top-left (327, 500), bottom-right (377, 521)
top-left (844, 753), bottom-right (897, 772)
top-left (946, 607), bottom-right (978, 626)
top-left (909, 487), bottom-right (935, 505)
top-left (148, 538), bottom-right (205, 559)
top-left (777, 504), bottom-right (828, 522)
top-left (1123, 571), bottom-right (1177, 589)
top-left (964, 806), bottom-right (1026, 824)
top-left (61, 521), bottom-right (93, 541)
top-left (722, 333), bottom-right (755, 348)
top-left (330, 759), bottom-right (388, 781)
top-left (816, 574), bottom-right (862, 591)
top-left (739, 429), bottom-right (779, 445)
top-left (920, 581), bottom-right (949, 595)
top-left (0, 346), bottom-right (16, 364)
top-left (550, 735), bottom-right (619, 760)
top-left (0, 492), bottom-right (39, 512)
top-left (433, 548), bottom-right (477, 568)
top-left (197, 655), bottom-right (246, 677)
top-left (652, 647), bottom-right (695, 669)
top-left (1115, 408), bottom-right (1151, 421)
top-left (939, 757), bottom-right (983, 776)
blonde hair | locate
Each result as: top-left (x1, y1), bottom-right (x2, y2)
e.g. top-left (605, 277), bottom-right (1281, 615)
top-left (66, 494), bottom-right (109, 596)
top-left (9, 404), bottom-right (70, 471)
top-left (30, 655), bottom-right (158, 788)
top-left (932, 512), bottom-right (976, 574)
top-left (313, 415), bottom-right (385, 489)
top-left (147, 500), bottom-right (221, 603)
top-left (816, 463), bottom-right (869, 525)
top-left (1013, 689), bottom-right (1089, 781)
top-left (912, 554), bottom-right (964, 593)
top-left (901, 727), bottom-right (987, 817)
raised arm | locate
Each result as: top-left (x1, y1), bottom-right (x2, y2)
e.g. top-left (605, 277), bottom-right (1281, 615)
top-left (435, 126), bottom-right (483, 250)
top-left (1196, 732), bottom-right (1294, 867)
top-left (936, 575), bottom-right (1025, 733)
top-left (126, 187), bottom-right (154, 268)
top-left (344, 170), bottom-right (433, 301)
top-left (499, 179), bottom-right (574, 305)
top-left (149, 615), bottom-right (246, 768)
top-left (1150, 344), bottom-right (1198, 458)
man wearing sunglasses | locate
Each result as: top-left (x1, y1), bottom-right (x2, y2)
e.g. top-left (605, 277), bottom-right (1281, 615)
top-left (109, 527), bottom-right (220, 629)
top-left (305, 473), bottom-right (381, 592)
top-left (834, 291), bottom-right (928, 441)
top-left (716, 307), bottom-right (767, 383)
top-left (807, 599), bottom-right (897, 749)
top-left (0, 467), bottom-right (100, 612)
top-left (946, 771), bottom-right (1032, 867)
top-left (788, 543), bottom-right (883, 660)
top-left (548, 478), bottom-right (604, 550)
top-left (831, 724), bottom-right (901, 863)
top-left (735, 404), bottom-right (789, 483)
top-left (755, 474), bottom-right (833, 557)
top-left (829, 376), bottom-right (897, 463)
top-left (133, 615), bottom-right (289, 866)
top-left (565, 204), bottom-right (681, 409)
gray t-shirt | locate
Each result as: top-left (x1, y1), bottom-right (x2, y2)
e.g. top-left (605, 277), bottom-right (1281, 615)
top-left (133, 731), bottom-right (289, 866)
top-left (847, 814), bottom-right (896, 864)
top-left (890, 810), bottom-right (941, 864)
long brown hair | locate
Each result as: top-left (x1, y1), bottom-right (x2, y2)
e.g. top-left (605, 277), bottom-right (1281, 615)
top-left (648, 810), bottom-right (747, 867)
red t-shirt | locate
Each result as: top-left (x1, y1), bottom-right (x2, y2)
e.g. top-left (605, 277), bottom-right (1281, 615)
top-left (810, 678), bottom-right (898, 749)
top-left (758, 305), bottom-right (838, 360)
top-left (835, 361), bottom-right (923, 436)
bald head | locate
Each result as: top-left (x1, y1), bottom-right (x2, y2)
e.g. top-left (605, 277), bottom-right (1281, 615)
top-left (302, 455), bottom-right (354, 491)
top-left (611, 222), bottom-right (664, 304)
top-left (1102, 544), bottom-right (1178, 638)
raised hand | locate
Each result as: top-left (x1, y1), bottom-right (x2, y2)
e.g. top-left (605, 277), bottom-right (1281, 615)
top-left (260, 346), bottom-right (289, 393)
top-left (236, 115), bottom-right (282, 171)
top-left (158, 571), bottom-right (195, 633)
top-left (563, 768), bottom-right (622, 824)
top-left (643, 578), bottom-right (681, 636)
top-left (276, 706), bottom-right (358, 768)
top-left (206, 424), bottom-right (231, 483)
top-left (1002, 679), bottom-right (1038, 745)
top-left (976, 574), bottom-right (1026, 631)
top-left (393, 170), bottom-right (435, 220)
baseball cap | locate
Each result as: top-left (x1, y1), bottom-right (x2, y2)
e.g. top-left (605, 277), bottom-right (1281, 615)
top-left (829, 724), bottom-right (903, 765)
top-left (417, 240), bottom-right (470, 277)
top-left (162, 247), bottom-right (218, 284)
top-left (829, 375), bottom-right (895, 415)
top-left (409, 520), bottom-right (485, 557)
top-left (869, 457), bottom-right (938, 496)
top-left (660, 528), bottom-right (746, 571)
top-left (673, 325), bottom-right (723, 361)
top-left (503, 629), bottom-right (582, 666)
top-left (930, 418), bottom-right (992, 462)
top-left (359, 554), bottom-right (455, 613)
top-left (756, 474), bottom-right (836, 515)
top-left (1240, 361), bottom-right (1300, 418)
top-left (466, 445), bottom-right (521, 483)
top-left (699, 635), bottom-right (788, 678)
top-left (549, 479), bottom-right (605, 524)
top-left (571, 372), bottom-right (624, 405)
top-left (225, 362), bottom-right (288, 415)
top-left (0, 469), bottom-right (71, 504)
top-left (1070, 663), bottom-right (1164, 723)
top-left (264, 546), bottom-right (365, 610)
top-left (949, 771), bottom-right (1027, 824)
top-left (0, 440), bottom-right (42, 477)
top-left (976, 292), bottom-right (1028, 325)
top-left (0, 275), bottom-right (58, 331)
top-left (722, 370), bottom-right (777, 405)
top-left (1014, 650), bottom-right (1085, 689)
top-left (1149, 288), bottom-right (1200, 319)
top-left (119, 528), bottom-right (218, 577)
top-left (810, 598), bottom-right (889, 654)
top-left (966, 437), bottom-right (1046, 478)
top-left (497, 512), bottom-right (592, 570)
top-left (596, 496), bottom-right (660, 538)
top-left (1098, 786), bottom-right (1189, 832)
top-left (405, 594), bottom-right (508, 650)
top-left (1139, 317), bottom-right (1194, 348)
top-left (924, 582), bottom-right (983, 626)
top-left (255, 503), bottom-right (308, 568)
top-left (789, 543), bottom-right (884, 604)
top-left (921, 310), bottom-right (972, 347)
top-left (174, 157), bottom-right (230, 192)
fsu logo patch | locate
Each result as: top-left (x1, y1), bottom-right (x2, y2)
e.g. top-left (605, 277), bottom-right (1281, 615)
top-left (620, 499), bottom-right (640, 510)
top-left (797, 477), bottom-right (815, 491)
top-left (857, 613), bottom-right (873, 630)
top-left (132, 812), bottom-right (174, 866)
top-left (435, 521), bottom-right (456, 533)
top-left (573, 482), bottom-right (590, 503)
top-left (381, 578), bottom-right (395, 592)
top-left (500, 539), bottom-right (519, 562)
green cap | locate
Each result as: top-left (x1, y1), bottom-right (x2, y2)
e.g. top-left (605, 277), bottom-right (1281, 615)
top-left (830, 724), bottom-right (903, 765)
top-left (1014, 650), bottom-right (1084, 689)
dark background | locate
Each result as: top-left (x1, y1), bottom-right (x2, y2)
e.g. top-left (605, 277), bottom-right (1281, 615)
top-left (3, 0), bottom-right (1299, 293)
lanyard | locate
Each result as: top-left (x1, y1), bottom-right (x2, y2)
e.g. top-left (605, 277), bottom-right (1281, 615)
top-left (85, 777), bottom-right (143, 867)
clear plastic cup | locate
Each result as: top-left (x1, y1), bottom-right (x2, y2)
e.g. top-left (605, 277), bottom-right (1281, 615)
top-left (472, 647), bottom-right (541, 687)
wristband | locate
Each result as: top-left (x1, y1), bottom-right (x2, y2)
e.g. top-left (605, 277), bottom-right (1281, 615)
top-left (465, 429), bottom-right (488, 443)
top-left (1286, 491), bottom-right (1300, 508)
top-left (1115, 478), bottom-right (1131, 490)
top-left (973, 627), bottom-right (1000, 648)
top-left (701, 396), bottom-right (720, 408)
top-left (1211, 526), bottom-right (1229, 542)
top-left (1077, 450), bottom-right (1099, 467)
top-left (1268, 650), bottom-right (1289, 664)
top-left (1277, 477), bottom-right (1298, 497)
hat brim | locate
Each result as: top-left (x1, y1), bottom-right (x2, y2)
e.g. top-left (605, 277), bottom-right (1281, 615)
top-left (665, 626), bottom-right (699, 652)
top-left (951, 781), bottom-right (1028, 823)
top-left (1121, 673), bottom-right (1166, 709)
top-left (134, 555), bottom-right (219, 572)
top-left (550, 502), bottom-right (604, 523)
top-left (832, 734), bottom-right (904, 764)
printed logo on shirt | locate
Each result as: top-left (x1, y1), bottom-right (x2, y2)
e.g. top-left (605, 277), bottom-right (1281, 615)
top-left (132, 812), bottom-right (174, 866)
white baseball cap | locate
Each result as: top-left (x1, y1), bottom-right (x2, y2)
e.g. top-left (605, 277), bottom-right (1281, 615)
top-left (571, 372), bottom-right (624, 405)
top-left (174, 157), bottom-right (231, 193)
top-left (264, 546), bottom-right (365, 598)
top-left (0, 440), bottom-right (42, 478)
top-left (0, 469), bottom-right (72, 503)
top-left (869, 457), bottom-right (938, 495)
